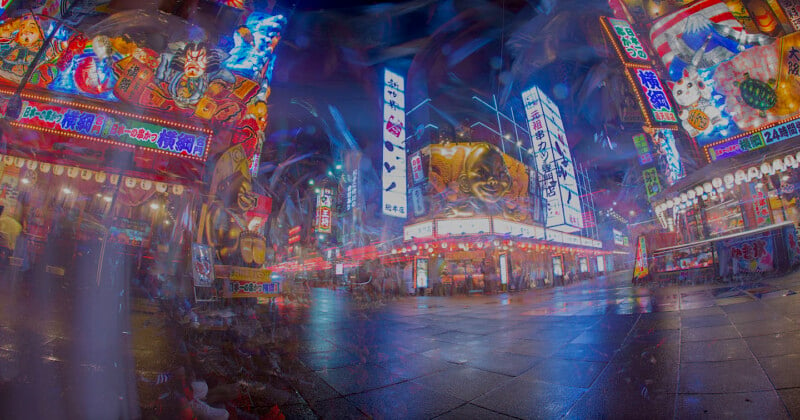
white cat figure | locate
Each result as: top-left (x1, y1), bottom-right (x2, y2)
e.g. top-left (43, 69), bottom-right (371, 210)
top-left (668, 68), bottom-right (728, 138)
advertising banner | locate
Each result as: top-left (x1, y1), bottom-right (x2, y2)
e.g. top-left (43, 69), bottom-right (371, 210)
top-left (719, 232), bottom-right (775, 275)
top-left (424, 143), bottom-right (531, 222)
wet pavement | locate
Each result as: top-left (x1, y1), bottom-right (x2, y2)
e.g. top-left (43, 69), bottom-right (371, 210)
top-left (3, 270), bottom-right (800, 418)
top-left (281, 270), bottom-right (800, 419)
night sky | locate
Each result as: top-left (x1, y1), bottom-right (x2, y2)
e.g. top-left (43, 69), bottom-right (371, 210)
top-left (266, 0), bottom-right (648, 218)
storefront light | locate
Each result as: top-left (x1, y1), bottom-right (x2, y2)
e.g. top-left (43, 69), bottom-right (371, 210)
top-left (62, 187), bottom-right (72, 194)
top-left (150, 202), bottom-right (160, 210)
top-left (21, 178), bottom-right (30, 185)
top-left (103, 196), bottom-right (112, 203)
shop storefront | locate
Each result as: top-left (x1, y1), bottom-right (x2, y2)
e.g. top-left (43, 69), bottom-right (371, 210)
top-left (397, 216), bottom-right (606, 295)
top-left (0, 7), bottom-right (286, 302)
top-left (643, 147), bottom-right (800, 282)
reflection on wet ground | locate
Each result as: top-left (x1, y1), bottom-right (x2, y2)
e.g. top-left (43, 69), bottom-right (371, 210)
top-left (3, 270), bottom-right (800, 418)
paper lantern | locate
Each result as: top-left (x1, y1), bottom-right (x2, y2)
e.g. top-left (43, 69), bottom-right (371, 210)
top-left (785, 154), bottom-right (798, 169)
top-left (772, 158), bottom-right (786, 173)
top-left (747, 167), bottom-right (761, 181)
top-left (735, 170), bottom-right (747, 185)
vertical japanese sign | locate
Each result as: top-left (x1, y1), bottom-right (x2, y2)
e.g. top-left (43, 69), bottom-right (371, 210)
top-left (750, 184), bottom-right (773, 227)
top-left (522, 85), bottom-right (583, 232)
top-left (643, 167), bottom-right (662, 198)
top-left (382, 69), bottom-right (407, 218)
top-left (632, 133), bottom-right (653, 165)
top-left (410, 152), bottom-right (424, 184)
top-left (607, 17), bottom-right (649, 62)
top-left (315, 187), bottom-right (333, 233)
top-left (409, 186), bottom-right (426, 217)
top-left (346, 169), bottom-right (358, 211)
top-left (634, 69), bottom-right (678, 124)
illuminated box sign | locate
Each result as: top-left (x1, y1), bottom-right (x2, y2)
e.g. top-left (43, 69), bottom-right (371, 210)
top-left (643, 167), bottom-right (662, 198)
top-left (632, 133), bottom-right (653, 165)
top-left (707, 117), bottom-right (800, 161)
top-left (436, 217), bottom-right (491, 236)
top-left (522, 85), bottom-right (583, 233)
top-left (382, 69), bottom-right (407, 218)
top-left (215, 266), bottom-right (279, 298)
top-left (613, 229), bottom-right (624, 246)
top-left (315, 188), bottom-right (333, 233)
top-left (410, 152), bottom-right (424, 184)
top-left (492, 219), bottom-right (545, 239)
top-left (14, 100), bottom-right (209, 160)
top-left (607, 17), bottom-right (648, 62)
top-left (634, 69), bottom-right (678, 124)
top-left (404, 221), bottom-right (434, 240)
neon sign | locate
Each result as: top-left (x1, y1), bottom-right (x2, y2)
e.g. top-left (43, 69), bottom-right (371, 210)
top-left (607, 18), bottom-right (648, 62)
top-left (315, 187), bottom-right (333, 234)
top-left (14, 100), bottom-right (209, 160)
top-left (635, 69), bottom-right (677, 124)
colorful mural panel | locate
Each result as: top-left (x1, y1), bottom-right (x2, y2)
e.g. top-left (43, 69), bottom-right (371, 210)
top-left (645, 1), bottom-right (800, 151)
top-left (0, 11), bottom-right (285, 164)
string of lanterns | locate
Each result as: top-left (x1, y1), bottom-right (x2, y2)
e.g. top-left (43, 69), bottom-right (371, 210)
top-left (0, 153), bottom-right (185, 195)
top-left (386, 239), bottom-right (608, 257)
top-left (653, 151), bottom-right (800, 228)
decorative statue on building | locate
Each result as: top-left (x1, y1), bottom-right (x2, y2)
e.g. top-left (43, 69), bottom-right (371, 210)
top-left (204, 145), bottom-right (266, 267)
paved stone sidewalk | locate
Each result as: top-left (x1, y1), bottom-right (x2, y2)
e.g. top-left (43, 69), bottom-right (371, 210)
top-left (278, 271), bottom-right (800, 419)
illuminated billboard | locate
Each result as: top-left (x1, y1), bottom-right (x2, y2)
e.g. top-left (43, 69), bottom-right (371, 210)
top-left (315, 187), bottom-right (333, 234)
top-left (423, 142), bottom-right (532, 223)
top-left (646, 0), bottom-right (800, 159)
top-left (382, 69), bottom-right (407, 218)
top-left (0, 11), bottom-right (286, 167)
top-left (522, 86), bottom-right (583, 232)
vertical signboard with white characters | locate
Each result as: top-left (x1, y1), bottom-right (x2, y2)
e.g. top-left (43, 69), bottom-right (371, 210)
top-left (315, 187), bottom-right (333, 233)
top-left (382, 69), bottom-right (407, 218)
top-left (522, 86), bottom-right (583, 232)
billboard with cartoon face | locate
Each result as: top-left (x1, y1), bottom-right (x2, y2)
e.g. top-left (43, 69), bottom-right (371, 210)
top-left (421, 142), bottom-right (533, 223)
